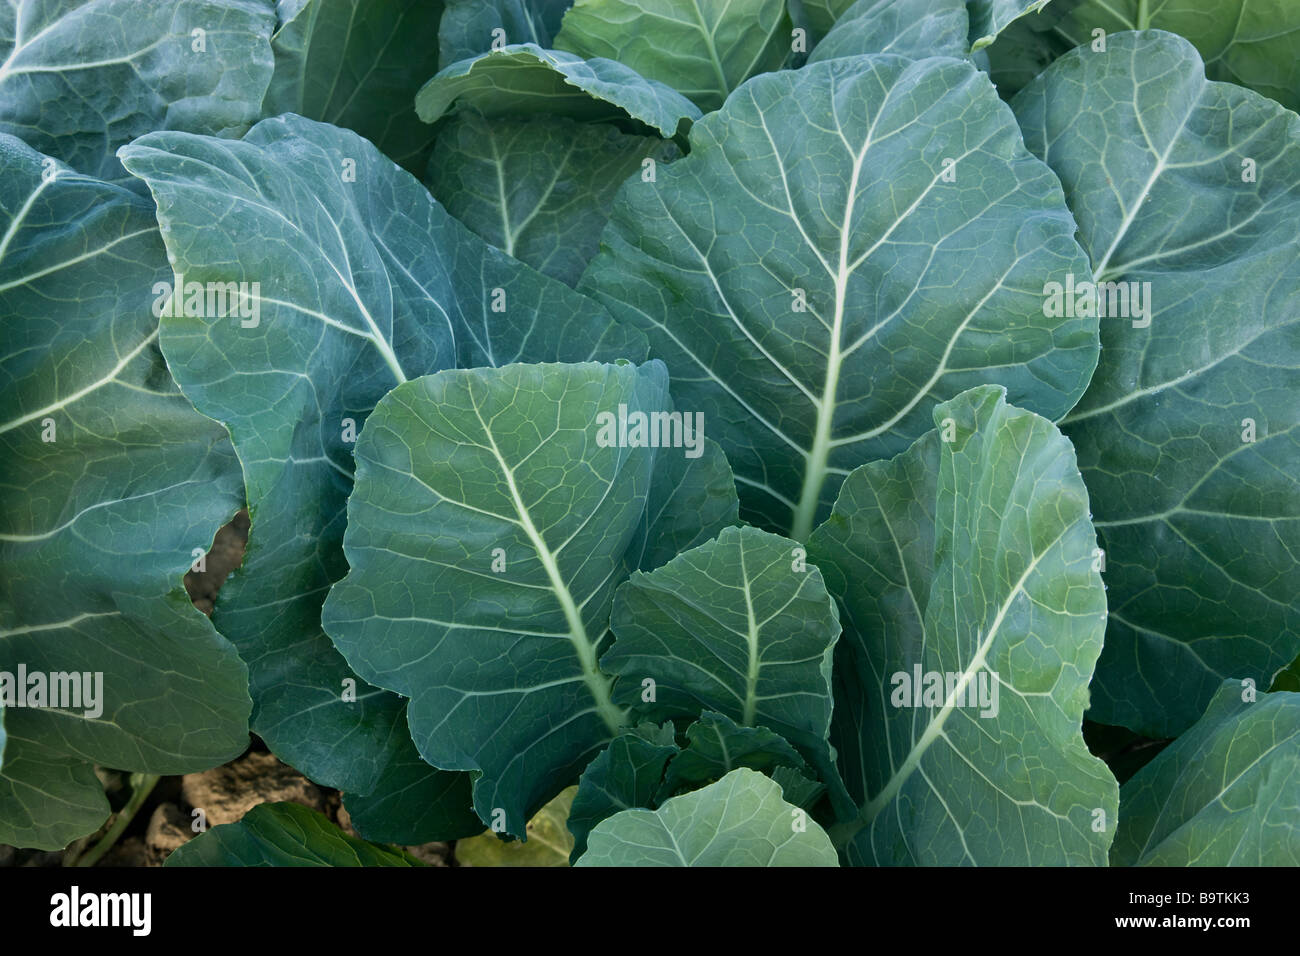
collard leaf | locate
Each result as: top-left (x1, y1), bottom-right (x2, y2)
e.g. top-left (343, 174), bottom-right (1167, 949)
top-left (0, 135), bottom-right (250, 850)
top-left (988, 0), bottom-right (1300, 110)
top-left (604, 525), bottom-right (847, 812)
top-left (439, 0), bottom-right (573, 67)
top-left (769, 764), bottom-right (827, 808)
top-left (808, 386), bottom-right (1118, 865)
top-left (567, 722), bottom-right (677, 861)
top-left (264, 0), bottom-right (444, 171)
top-left (341, 710), bottom-right (483, 845)
top-left (165, 801), bottom-right (419, 866)
top-left (456, 786), bottom-right (578, 866)
top-left (575, 767), bottom-right (839, 866)
top-left (426, 111), bottom-right (678, 286)
top-left (119, 114), bottom-right (642, 795)
top-left (579, 53), bottom-right (1098, 541)
top-left (801, 0), bottom-right (855, 40)
top-left (415, 43), bottom-right (701, 139)
top-left (966, 0), bottom-right (1051, 51)
top-left (660, 711), bottom-right (812, 797)
top-left (626, 434), bottom-right (740, 572)
top-left (808, 0), bottom-right (969, 65)
top-left (322, 361), bottom-right (732, 838)
top-left (1112, 682), bottom-right (1300, 866)
top-left (553, 0), bottom-right (791, 112)
top-left (0, 0), bottom-right (275, 183)
top-left (0, 713), bottom-right (108, 850)
top-left (1014, 31), bottom-right (1300, 737)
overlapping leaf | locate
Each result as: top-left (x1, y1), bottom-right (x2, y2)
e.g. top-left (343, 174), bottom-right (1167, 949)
top-left (264, 0), bottom-right (444, 172)
top-left (580, 53), bottom-right (1098, 540)
top-left (165, 801), bottom-right (419, 866)
top-left (1112, 681), bottom-right (1300, 866)
top-left (1014, 31), bottom-right (1300, 737)
top-left (809, 386), bottom-right (1117, 865)
top-left (0, 0), bottom-right (275, 183)
top-left (554, 0), bottom-right (791, 112)
top-left (567, 722), bottom-right (677, 860)
top-left (808, 0), bottom-right (969, 64)
top-left (426, 112), bottom-right (678, 286)
top-left (415, 43), bottom-right (701, 139)
top-left (604, 525), bottom-right (848, 812)
top-left (322, 361), bottom-right (739, 837)
top-left (0, 135), bottom-right (250, 849)
top-left (575, 767), bottom-right (838, 865)
top-left (439, 0), bottom-right (573, 67)
top-left (118, 114), bottom-right (643, 805)
top-left (987, 0), bottom-right (1300, 110)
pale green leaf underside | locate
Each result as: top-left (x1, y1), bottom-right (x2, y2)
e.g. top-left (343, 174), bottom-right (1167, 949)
top-left (554, 0), bottom-right (791, 112)
top-left (576, 767), bottom-right (839, 865)
top-left (415, 42), bottom-right (702, 139)
top-left (604, 525), bottom-right (849, 814)
top-left (165, 801), bottom-right (419, 866)
top-left (580, 53), bottom-right (1098, 541)
top-left (809, 386), bottom-right (1117, 865)
top-left (1015, 31), bottom-right (1300, 737)
top-left (809, 0), bottom-right (969, 65)
top-left (426, 111), bottom-right (678, 286)
top-left (323, 361), bottom-right (701, 838)
top-left (119, 114), bottom-right (642, 795)
top-left (265, 0), bottom-right (443, 171)
top-left (0, 135), bottom-right (250, 848)
top-left (0, 0), bottom-right (275, 183)
top-left (1113, 682), bottom-right (1300, 866)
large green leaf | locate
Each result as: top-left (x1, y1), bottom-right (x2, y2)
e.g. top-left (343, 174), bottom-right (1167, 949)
top-left (264, 0), bottom-right (444, 172)
top-left (118, 113), bottom-right (643, 798)
top-left (415, 43), bottom-right (701, 139)
top-left (426, 112), bottom-right (678, 286)
top-left (1014, 31), bottom-right (1300, 738)
top-left (439, 0), bottom-right (573, 67)
top-left (553, 0), bottom-right (791, 112)
top-left (567, 722), bottom-right (677, 860)
top-left (575, 767), bottom-right (839, 865)
top-left (0, 0), bottom-right (275, 183)
top-left (808, 386), bottom-right (1117, 865)
top-left (987, 0), bottom-right (1300, 110)
top-left (165, 801), bottom-right (419, 866)
top-left (322, 360), bottom-right (738, 837)
top-left (808, 0), bottom-right (969, 64)
top-left (0, 135), bottom-right (250, 849)
top-left (603, 525), bottom-right (849, 813)
top-left (580, 53), bottom-right (1098, 541)
top-left (1112, 681), bottom-right (1300, 866)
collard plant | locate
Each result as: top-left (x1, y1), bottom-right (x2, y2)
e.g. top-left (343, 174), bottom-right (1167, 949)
top-left (1, 0), bottom-right (1296, 867)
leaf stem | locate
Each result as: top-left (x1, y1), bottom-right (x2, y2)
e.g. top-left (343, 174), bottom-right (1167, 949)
top-left (68, 773), bottom-right (160, 867)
